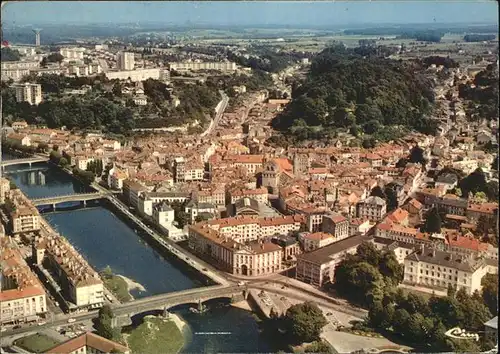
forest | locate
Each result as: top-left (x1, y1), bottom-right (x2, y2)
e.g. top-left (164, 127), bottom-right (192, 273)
top-left (270, 45), bottom-right (438, 144)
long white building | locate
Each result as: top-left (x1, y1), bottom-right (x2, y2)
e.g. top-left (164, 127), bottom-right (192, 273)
top-left (169, 61), bottom-right (237, 72)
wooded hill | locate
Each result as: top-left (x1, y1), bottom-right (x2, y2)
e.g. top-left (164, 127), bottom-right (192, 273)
top-left (271, 45), bottom-right (438, 143)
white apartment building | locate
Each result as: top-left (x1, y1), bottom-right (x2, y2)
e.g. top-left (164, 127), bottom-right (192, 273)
top-left (1, 61), bottom-right (40, 70)
top-left (10, 46), bottom-right (36, 56)
top-left (13, 83), bottom-right (42, 105)
top-left (60, 47), bottom-right (85, 60)
top-left (1, 68), bottom-right (31, 81)
top-left (1, 178), bottom-right (11, 204)
top-left (105, 68), bottom-right (169, 82)
top-left (152, 202), bottom-right (175, 229)
top-left (138, 192), bottom-right (190, 216)
top-left (403, 246), bottom-right (489, 295)
top-left (116, 51), bottom-right (135, 71)
top-left (74, 156), bottom-right (95, 171)
top-left (169, 61), bottom-right (237, 72)
top-left (11, 206), bottom-right (40, 233)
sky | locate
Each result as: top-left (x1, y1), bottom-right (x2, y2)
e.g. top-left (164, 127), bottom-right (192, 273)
top-left (2, 1), bottom-right (498, 27)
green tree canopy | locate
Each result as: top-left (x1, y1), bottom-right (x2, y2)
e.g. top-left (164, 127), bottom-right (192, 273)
top-left (423, 207), bottom-right (442, 233)
top-left (284, 302), bottom-right (328, 343)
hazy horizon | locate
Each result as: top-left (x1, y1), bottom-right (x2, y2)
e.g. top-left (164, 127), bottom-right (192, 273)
top-left (2, 1), bottom-right (499, 27)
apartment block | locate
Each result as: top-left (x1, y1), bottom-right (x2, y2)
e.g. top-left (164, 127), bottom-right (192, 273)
top-left (33, 234), bottom-right (104, 309)
top-left (13, 83), bottom-right (42, 105)
top-left (356, 196), bottom-right (387, 222)
top-left (295, 234), bottom-right (372, 287)
top-left (322, 214), bottom-right (349, 241)
top-left (1, 239), bottom-right (47, 325)
top-left (116, 52), bottom-right (135, 71)
top-left (403, 246), bottom-right (489, 295)
top-left (169, 61), bottom-right (237, 72)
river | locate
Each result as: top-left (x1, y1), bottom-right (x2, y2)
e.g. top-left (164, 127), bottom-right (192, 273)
top-left (3, 157), bottom-right (275, 353)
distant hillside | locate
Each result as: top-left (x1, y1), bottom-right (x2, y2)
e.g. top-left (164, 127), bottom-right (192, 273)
top-left (271, 45), bottom-right (438, 144)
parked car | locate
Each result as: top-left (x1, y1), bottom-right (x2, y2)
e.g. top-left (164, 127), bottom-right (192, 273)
top-left (67, 318), bottom-right (76, 323)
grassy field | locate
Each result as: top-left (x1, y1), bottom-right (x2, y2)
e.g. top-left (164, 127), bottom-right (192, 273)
top-left (100, 267), bottom-right (133, 303)
top-left (124, 316), bottom-right (184, 354)
top-left (14, 333), bottom-right (60, 353)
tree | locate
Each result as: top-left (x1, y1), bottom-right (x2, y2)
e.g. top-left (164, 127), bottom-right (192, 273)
top-left (58, 157), bottom-right (68, 167)
top-left (49, 150), bottom-right (62, 164)
top-left (481, 273), bottom-right (498, 315)
top-left (423, 207), bottom-right (441, 233)
top-left (37, 142), bottom-right (49, 153)
top-left (370, 186), bottom-right (386, 199)
top-left (46, 52), bottom-right (64, 63)
top-left (392, 308), bottom-right (411, 335)
top-left (395, 158), bottom-right (408, 168)
top-left (356, 242), bottom-right (380, 267)
top-left (1, 47), bottom-right (21, 61)
top-left (96, 305), bottom-right (115, 340)
top-left (304, 341), bottom-right (333, 354)
top-left (400, 293), bottom-right (430, 316)
top-left (384, 186), bottom-right (399, 211)
top-left (378, 251), bottom-right (404, 285)
top-left (409, 145), bottom-right (426, 165)
top-left (284, 302), bottom-right (328, 343)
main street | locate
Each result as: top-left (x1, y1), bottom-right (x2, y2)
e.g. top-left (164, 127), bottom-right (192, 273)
top-left (200, 90), bottom-right (229, 137)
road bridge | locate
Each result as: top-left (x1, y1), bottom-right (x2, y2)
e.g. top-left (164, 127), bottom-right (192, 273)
top-left (111, 285), bottom-right (244, 326)
top-left (32, 192), bottom-right (112, 207)
top-left (0, 156), bottom-right (49, 168)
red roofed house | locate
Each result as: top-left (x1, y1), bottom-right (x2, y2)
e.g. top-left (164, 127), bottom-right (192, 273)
top-left (46, 332), bottom-right (130, 354)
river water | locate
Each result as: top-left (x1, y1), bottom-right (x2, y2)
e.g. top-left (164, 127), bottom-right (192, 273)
top-left (3, 157), bottom-right (274, 353)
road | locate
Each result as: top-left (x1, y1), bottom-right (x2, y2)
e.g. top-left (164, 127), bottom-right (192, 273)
top-left (200, 90), bottom-right (229, 137)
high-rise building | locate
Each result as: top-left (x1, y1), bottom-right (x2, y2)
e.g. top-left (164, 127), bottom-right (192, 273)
top-left (13, 83), bottom-right (42, 105)
top-left (116, 52), bottom-right (135, 71)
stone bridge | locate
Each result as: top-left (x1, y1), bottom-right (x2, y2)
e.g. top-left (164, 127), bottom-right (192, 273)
top-left (111, 285), bottom-right (246, 327)
top-left (32, 192), bottom-right (112, 207)
top-left (1, 156), bottom-right (49, 168)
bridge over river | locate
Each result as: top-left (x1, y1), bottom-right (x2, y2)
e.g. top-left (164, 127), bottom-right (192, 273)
top-left (1, 156), bottom-right (49, 168)
top-left (1, 285), bottom-right (245, 336)
top-left (31, 191), bottom-right (115, 207)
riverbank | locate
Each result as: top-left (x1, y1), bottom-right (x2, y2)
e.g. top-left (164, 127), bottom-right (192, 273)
top-left (231, 300), bottom-right (253, 312)
top-left (117, 274), bottom-right (147, 293)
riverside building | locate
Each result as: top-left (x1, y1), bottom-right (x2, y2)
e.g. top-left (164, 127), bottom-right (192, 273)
top-left (0, 238), bottom-right (47, 325)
